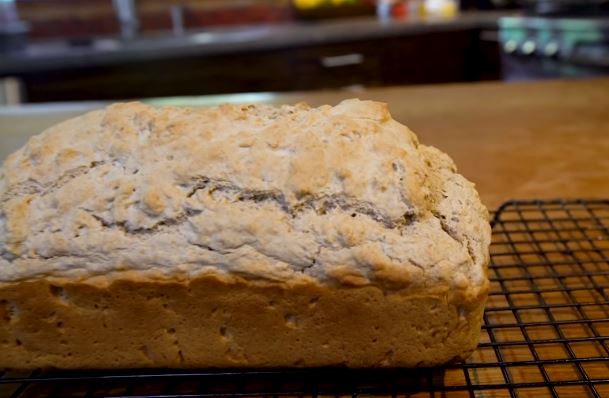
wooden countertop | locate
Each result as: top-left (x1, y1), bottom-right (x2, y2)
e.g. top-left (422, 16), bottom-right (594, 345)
top-left (1, 78), bottom-right (608, 210)
top-left (265, 78), bottom-right (609, 209)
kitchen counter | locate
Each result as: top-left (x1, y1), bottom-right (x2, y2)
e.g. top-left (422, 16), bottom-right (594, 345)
top-left (0, 11), bottom-right (506, 75)
top-left (1, 77), bottom-right (608, 209)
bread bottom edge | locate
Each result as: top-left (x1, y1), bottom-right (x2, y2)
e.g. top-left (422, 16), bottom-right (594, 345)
top-left (0, 273), bottom-right (486, 369)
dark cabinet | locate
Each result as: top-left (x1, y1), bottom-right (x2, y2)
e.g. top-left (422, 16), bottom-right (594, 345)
top-left (19, 29), bottom-right (499, 102)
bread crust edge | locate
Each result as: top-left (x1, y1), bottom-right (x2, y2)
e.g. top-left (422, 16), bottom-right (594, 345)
top-left (0, 270), bottom-right (487, 369)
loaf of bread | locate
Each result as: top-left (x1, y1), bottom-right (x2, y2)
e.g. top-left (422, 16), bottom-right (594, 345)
top-left (0, 99), bottom-right (490, 369)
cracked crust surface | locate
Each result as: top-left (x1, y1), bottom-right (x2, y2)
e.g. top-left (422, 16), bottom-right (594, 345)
top-left (0, 99), bottom-right (490, 368)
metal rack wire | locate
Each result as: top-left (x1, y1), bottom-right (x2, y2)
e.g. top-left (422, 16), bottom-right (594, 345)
top-left (1, 199), bottom-right (609, 398)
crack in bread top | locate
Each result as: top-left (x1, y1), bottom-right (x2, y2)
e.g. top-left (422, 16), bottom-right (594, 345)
top-left (0, 99), bottom-right (490, 297)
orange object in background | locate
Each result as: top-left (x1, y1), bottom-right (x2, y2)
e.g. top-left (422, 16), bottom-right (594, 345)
top-left (291, 0), bottom-right (376, 19)
top-left (425, 0), bottom-right (458, 17)
top-left (292, 0), bottom-right (373, 9)
top-left (392, 1), bottom-right (408, 18)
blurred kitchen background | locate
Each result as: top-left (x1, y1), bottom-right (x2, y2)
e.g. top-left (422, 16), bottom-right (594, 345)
top-left (1, 0), bottom-right (609, 105)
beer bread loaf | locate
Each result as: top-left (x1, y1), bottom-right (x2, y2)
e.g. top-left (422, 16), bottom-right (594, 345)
top-left (0, 99), bottom-right (490, 368)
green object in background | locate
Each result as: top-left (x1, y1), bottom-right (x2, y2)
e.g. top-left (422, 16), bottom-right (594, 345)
top-left (499, 16), bottom-right (604, 58)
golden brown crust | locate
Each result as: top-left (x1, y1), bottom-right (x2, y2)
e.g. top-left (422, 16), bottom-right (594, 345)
top-left (0, 272), bottom-right (486, 369)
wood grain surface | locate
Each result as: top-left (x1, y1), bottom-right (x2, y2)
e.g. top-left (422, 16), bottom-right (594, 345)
top-left (261, 78), bottom-right (609, 210)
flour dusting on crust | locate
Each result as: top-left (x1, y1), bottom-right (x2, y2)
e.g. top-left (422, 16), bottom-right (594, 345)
top-left (0, 99), bottom-right (490, 295)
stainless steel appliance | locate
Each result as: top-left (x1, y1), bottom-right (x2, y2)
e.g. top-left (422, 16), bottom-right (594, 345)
top-left (499, 15), bottom-right (609, 80)
top-left (518, 0), bottom-right (609, 15)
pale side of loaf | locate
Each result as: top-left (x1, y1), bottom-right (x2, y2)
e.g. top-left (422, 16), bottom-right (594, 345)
top-left (0, 99), bottom-right (490, 369)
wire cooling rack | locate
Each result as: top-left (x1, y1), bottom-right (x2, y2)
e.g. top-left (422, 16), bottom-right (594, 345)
top-left (1, 199), bottom-right (609, 398)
